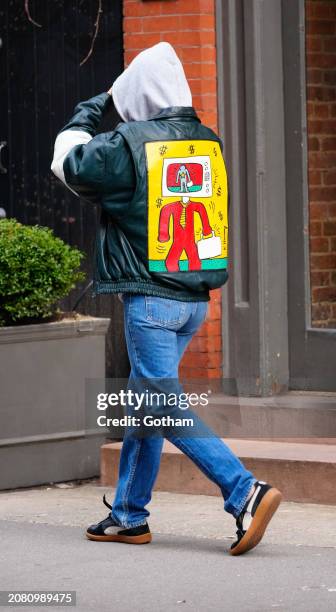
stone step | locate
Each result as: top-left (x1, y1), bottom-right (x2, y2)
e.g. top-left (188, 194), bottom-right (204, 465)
top-left (100, 438), bottom-right (336, 505)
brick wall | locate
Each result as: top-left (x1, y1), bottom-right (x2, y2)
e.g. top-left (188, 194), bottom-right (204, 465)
top-left (306, 0), bottom-right (336, 327)
top-left (123, 0), bottom-right (223, 378)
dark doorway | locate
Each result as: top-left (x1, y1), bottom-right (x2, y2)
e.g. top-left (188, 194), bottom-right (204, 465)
top-left (0, 0), bottom-right (129, 377)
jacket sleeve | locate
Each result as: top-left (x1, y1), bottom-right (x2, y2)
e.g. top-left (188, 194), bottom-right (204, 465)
top-left (194, 203), bottom-right (212, 236)
top-left (158, 204), bottom-right (172, 242)
top-left (50, 92), bottom-right (135, 206)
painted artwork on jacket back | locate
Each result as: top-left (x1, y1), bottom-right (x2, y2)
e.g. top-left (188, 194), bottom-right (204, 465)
top-left (145, 140), bottom-right (228, 273)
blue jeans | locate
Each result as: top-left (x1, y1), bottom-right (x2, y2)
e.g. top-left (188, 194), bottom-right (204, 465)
top-left (111, 294), bottom-right (256, 528)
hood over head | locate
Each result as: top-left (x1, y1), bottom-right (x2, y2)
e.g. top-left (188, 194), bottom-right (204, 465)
top-left (111, 42), bottom-right (192, 122)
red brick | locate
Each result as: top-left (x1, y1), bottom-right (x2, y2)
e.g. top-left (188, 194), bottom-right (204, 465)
top-left (306, 37), bottom-right (323, 53)
top-left (143, 15), bottom-right (184, 32)
top-left (179, 46), bottom-right (216, 63)
top-left (324, 71), bottom-right (336, 86)
top-left (310, 186), bottom-right (336, 201)
top-left (310, 253), bottom-right (336, 270)
top-left (310, 220), bottom-right (323, 235)
top-left (197, 110), bottom-right (217, 128)
top-left (306, 20), bottom-right (335, 36)
top-left (188, 79), bottom-right (202, 94)
top-left (310, 236), bottom-right (329, 252)
top-left (331, 237), bottom-right (336, 251)
top-left (124, 1), bottom-right (162, 18)
top-left (199, 0), bottom-right (215, 12)
top-left (195, 319), bottom-right (221, 337)
top-left (179, 367), bottom-right (222, 379)
top-left (328, 202), bottom-right (336, 217)
top-left (123, 17), bottom-right (143, 33)
top-left (323, 221), bottom-right (336, 236)
top-left (123, 32), bottom-right (161, 50)
top-left (188, 335), bottom-right (222, 353)
top-left (307, 68), bottom-right (323, 84)
top-left (307, 53), bottom-right (336, 70)
top-left (160, 0), bottom-right (214, 15)
top-left (306, 1), bottom-right (336, 21)
top-left (308, 136), bottom-right (321, 151)
top-left (324, 38), bottom-right (336, 53)
top-left (309, 151), bottom-right (336, 168)
top-left (312, 3), bottom-right (334, 20)
top-left (305, 1), bottom-right (315, 19)
top-left (181, 351), bottom-right (222, 369)
top-left (315, 103), bottom-right (330, 118)
top-left (207, 299), bottom-right (221, 320)
top-left (311, 303), bottom-right (332, 321)
top-left (310, 270), bottom-right (330, 286)
top-left (198, 78), bottom-right (218, 94)
top-left (324, 170), bottom-right (336, 185)
top-left (307, 101), bottom-right (314, 117)
top-left (307, 86), bottom-right (336, 102)
top-left (309, 169), bottom-right (322, 185)
top-left (163, 31), bottom-right (204, 46)
top-left (312, 286), bottom-right (336, 302)
top-left (331, 272), bottom-right (336, 286)
top-left (307, 119), bottom-right (336, 135)
top-left (321, 136), bottom-right (336, 150)
top-left (209, 288), bottom-right (222, 300)
top-left (199, 30), bottom-right (216, 45)
top-left (184, 62), bottom-right (214, 79)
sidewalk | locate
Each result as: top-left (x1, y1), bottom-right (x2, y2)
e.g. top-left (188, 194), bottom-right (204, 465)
top-left (0, 481), bottom-right (335, 611)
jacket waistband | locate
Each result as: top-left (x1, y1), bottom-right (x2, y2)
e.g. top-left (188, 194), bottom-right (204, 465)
top-left (92, 280), bottom-right (210, 302)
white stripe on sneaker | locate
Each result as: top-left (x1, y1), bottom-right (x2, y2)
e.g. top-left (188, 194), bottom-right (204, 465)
top-left (104, 525), bottom-right (121, 535)
top-left (246, 485), bottom-right (261, 514)
top-left (242, 485), bottom-right (261, 531)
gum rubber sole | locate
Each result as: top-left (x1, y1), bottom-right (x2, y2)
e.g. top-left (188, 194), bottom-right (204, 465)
top-left (86, 531), bottom-right (152, 545)
top-left (229, 488), bottom-right (282, 556)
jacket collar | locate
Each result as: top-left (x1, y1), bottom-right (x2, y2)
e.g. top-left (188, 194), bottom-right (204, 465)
top-left (148, 106), bottom-right (201, 122)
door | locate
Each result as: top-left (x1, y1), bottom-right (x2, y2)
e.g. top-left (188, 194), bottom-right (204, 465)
top-left (0, 0), bottom-right (129, 377)
top-left (216, 0), bottom-right (336, 395)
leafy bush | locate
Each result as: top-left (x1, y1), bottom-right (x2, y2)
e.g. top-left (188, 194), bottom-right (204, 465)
top-left (0, 219), bottom-right (85, 326)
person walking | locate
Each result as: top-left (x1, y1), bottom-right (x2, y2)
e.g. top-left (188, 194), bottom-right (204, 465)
top-left (51, 42), bottom-right (282, 556)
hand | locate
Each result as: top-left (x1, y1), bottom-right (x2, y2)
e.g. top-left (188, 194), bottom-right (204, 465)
top-left (107, 86), bottom-right (113, 96)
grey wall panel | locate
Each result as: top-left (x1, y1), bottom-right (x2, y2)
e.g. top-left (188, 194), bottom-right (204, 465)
top-left (217, 0), bottom-right (289, 396)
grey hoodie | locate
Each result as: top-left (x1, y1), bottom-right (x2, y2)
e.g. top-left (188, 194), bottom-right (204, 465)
top-left (111, 42), bottom-right (192, 122)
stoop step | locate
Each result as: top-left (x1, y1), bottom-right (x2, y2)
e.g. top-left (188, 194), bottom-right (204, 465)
top-left (100, 438), bottom-right (336, 505)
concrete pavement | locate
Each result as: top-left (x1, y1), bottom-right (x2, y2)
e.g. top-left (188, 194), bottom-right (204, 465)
top-left (0, 481), bottom-right (335, 611)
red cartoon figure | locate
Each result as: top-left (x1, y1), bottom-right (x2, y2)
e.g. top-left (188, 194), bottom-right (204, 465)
top-left (158, 194), bottom-right (212, 272)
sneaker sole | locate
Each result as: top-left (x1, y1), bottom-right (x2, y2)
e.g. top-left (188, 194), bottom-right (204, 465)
top-left (85, 531), bottom-right (152, 545)
top-left (229, 488), bottom-right (282, 556)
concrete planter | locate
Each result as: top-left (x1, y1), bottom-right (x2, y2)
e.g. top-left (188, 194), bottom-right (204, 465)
top-left (0, 316), bottom-right (110, 490)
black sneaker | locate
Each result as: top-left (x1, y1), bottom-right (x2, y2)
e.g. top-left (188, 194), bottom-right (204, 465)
top-left (86, 495), bottom-right (152, 545)
top-left (230, 481), bottom-right (282, 556)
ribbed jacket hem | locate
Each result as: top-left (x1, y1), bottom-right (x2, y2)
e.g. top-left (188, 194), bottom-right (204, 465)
top-left (92, 280), bottom-right (210, 302)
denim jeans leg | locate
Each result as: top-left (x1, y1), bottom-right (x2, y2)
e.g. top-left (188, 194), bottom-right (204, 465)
top-left (111, 435), bottom-right (164, 528)
top-left (112, 295), bottom-right (256, 525)
top-left (111, 295), bottom-right (177, 527)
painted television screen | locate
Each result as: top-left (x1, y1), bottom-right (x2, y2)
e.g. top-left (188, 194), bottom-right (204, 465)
top-left (166, 162), bottom-right (203, 193)
top-left (162, 155), bottom-right (212, 198)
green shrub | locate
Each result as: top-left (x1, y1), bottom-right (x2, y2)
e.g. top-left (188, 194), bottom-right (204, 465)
top-left (0, 219), bottom-right (85, 326)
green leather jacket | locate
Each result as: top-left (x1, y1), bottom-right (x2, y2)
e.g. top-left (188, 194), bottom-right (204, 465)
top-left (52, 93), bottom-right (229, 302)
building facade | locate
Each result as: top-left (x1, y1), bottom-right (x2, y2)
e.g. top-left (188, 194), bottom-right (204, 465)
top-left (123, 0), bottom-right (336, 394)
top-left (1, 0), bottom-right (335, 394)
